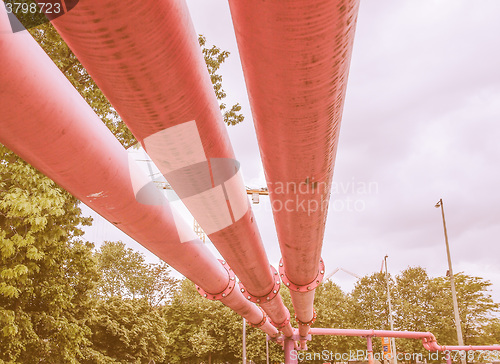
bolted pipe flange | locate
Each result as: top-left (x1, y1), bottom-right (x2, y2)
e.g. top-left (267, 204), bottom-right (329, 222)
top-left (270, 309), bottom-right (291, 330)
top-left (295, 308), bottom-right (317, 326)
top-left (279, 257), bottom-right (325, 293)
top-left (238, 265), bottom-right (281, 304)
top-left (247, 306), bottom-right (268, 328)
top-left (195, 259), bottom-right (236, 301)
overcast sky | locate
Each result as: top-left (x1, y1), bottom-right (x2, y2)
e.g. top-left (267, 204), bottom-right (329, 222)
top-left (84, 0), bottom-right (500, 303)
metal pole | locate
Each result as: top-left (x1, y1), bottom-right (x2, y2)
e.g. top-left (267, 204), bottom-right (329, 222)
top-left (284, 338), bottom-right (298, 364)
top-left (266, 336), bottom-right (270, 364)
top-left (243, 318), bottom-right (247, 364)
top-left (384, 256), bottom-right (398, 364)
top-left (437, 199), bottom-right (466, 364)
top-left (367, 336), bottom-right (374, 364)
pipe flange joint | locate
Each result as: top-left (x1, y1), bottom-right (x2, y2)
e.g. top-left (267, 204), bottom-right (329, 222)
top-left (247, 307), bottom-right (268, 328)
top-left (278, 257), bottom-right (325, 292)
top-left (195, 259), bottom-right (236, 301)
top-left (295, 308), bottom-right (317, 326)
top-left (270, 310), bottom-right (291, 330)
top-left (238, 265), bottom-right (280, 304)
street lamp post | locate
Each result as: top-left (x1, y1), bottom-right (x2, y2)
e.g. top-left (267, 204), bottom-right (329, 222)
top-left (435, 198), bottom-right (466, 364)
top-left (384, 255), bottom-right (398, 364)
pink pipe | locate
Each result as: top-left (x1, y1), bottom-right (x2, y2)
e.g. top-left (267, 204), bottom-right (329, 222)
top-left (48, 0), bottom-right (292, 335)
top-left (0, 10), bottom-right (277, 337)
top-left (308, 328), bottom-right (500, 352)
top-left (228, 0), bottom-right (360, 332)
top-left (309, 328), bottom-right (432, 339)
top-left (290, 290), bottom-right (315, 337)
top-left (284, 338), bottom-right (298, 364)
top-left (367, 337), bottom-right (374, 364)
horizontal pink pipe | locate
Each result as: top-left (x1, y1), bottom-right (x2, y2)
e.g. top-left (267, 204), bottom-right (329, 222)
top-left (0, 8), bottom-right (276, 336)
top-left (49, 0), bottom-right (291, 331)
top-left (309, 328), bottom-right (432, 339)
top-left (309, 329), bottom-right (500, 352)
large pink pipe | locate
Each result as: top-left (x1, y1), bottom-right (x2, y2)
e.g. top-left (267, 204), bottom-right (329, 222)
top-left (228, 0), bottom-right (360, 334)
top-left (37, 0), bottom-right (291, 334)
top-left (0, 10), bottom-right (277, 336)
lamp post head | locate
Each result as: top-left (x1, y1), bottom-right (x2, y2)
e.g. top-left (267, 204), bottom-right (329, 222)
top-left (435, 199), bottom-right (442, 208)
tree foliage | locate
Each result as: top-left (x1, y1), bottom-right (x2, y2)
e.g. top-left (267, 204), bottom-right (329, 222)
top-left (95, 241), bottom-right (178, 306)
top-left (198, 35), bottom-right (245, 126)
top-left (0, 145), bottom-right (97, 363)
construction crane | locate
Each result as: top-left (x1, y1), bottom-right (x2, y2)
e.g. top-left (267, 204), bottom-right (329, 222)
top-left (245, 187), bottom-right (269, 204)
top-left (139, 155), bottom-right (269, 240)
top-left (325, 267), bottom-right (361, 281)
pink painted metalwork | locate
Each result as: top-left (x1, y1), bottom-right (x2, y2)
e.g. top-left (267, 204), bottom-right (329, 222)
top-left (367, 336), bottom-right (374, 364)
top-left (308, 328), bottom-right (500, 351)
top-left (274, 328), bottom-right (500, 361)
top-left (284, 338), bottom-right (298, 364)
top-left (228, 0), bottom-right (361, 335)
top-left (239, 265), bottom-right (281, 304)
top-left (0, 9), bottom-right (278, 336)
top-left (48, 0), bottom-right (292, 335)
top-left (195, 260), bottom-right (236, 301)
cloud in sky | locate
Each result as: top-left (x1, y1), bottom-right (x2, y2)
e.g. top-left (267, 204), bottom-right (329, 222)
top-left (85, 0), bottom-right (500, 303)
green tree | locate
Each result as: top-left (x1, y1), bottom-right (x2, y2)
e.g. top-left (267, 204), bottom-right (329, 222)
top-left (198, 35), bottom-right (244, 126)
top-left (430, 273), bottom-right (499, 346)
top-left (95, 241), bottom-right (178, 306)
top-left (351, 272), bottom-right (395, 355)
top-left (306, 281), bottom-right (363, 361)
top-left (162, 280), bottom-right (243, 363)
top-left (0, 145), bottom-right (99, 363)
top-left (483, 318), bottom-right (500, 344)
top-left (393, 267), bottom-right (434, 361)
top-left (83, 297), bottom-right (170, 364)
